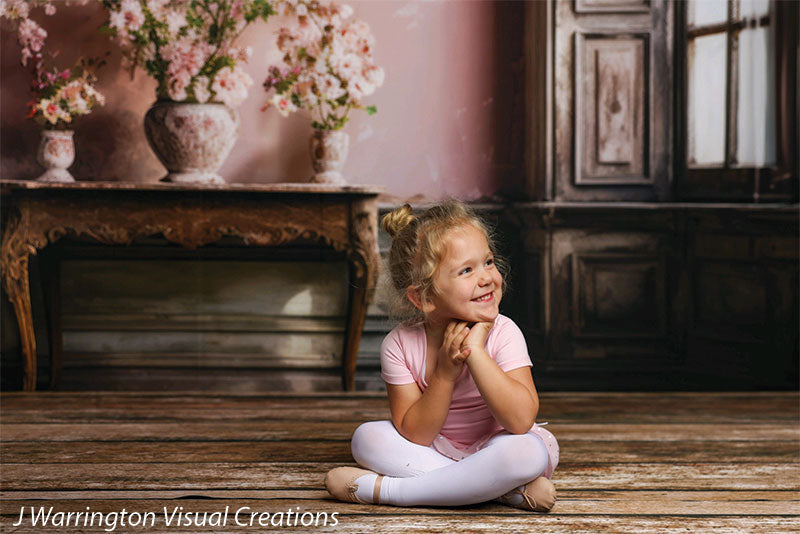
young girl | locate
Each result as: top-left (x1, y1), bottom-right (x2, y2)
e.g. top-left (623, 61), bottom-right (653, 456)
top-left (325, 201), bottom-right (559, 511)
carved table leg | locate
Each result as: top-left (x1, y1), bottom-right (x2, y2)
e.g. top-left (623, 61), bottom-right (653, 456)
top-left (1, 255), bottom-right (37, 391)
top-left (342, 262), bottom-right (369, 391)
top-left (343, 198), bottom-right (380, 391)
top-left (1, 207), bottom-right (40, 391)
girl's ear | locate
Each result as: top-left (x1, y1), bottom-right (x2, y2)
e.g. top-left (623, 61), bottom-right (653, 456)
top-left (406, 286), bottom-right (435, 313)
top-left (405, 286), bottom-right (424, 311)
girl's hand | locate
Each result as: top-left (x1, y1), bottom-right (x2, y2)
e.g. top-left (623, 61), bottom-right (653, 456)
top-left (434, 321), bottom-right (472, 382)
top-left (461, 320), bottom-right (495, 354)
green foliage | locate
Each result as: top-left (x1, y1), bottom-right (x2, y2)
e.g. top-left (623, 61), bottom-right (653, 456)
top-left (208, 23), bottom-right (220, 42)
top-left (273, 71), bottom-right (299, 94)
top-left (290, 92), bottom-right (303, 108)
top-left (145, 57), bottom-right (169, 82)
top-left (98, 25), bottom-right (116, 37)
top-left (313, 113), bottom-right (349, 131)
top-left (245, 0), bottom-right (276, 22)
top-left (185, 11), bottom-right (204, 30)
top-left (202, 55), bottom-right (235, 77)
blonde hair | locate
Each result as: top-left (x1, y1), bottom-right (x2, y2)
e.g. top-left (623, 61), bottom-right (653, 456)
top-left (381, 200), bottom-right (507, 325)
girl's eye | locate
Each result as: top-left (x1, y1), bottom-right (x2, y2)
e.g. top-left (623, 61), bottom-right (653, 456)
top-left (459, 267), bottom-right (472, 275)
top-left (485, 258), bottom-right (495, 267)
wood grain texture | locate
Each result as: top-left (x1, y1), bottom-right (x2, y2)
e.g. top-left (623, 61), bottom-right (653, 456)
top-left (1, 392), bottom-right (797, 533)
top-left (4, 422), bottom-right (796, 442)
top-left (575, 34), bottom-right (648, 183)
top-left (4, 440), bottom-right (798, 464)
top-left (554, 0), bottom-right (673, 201)
top-left (2, 462), bottom-right (798, 491)
top-left (3, 391), bottom-right (796, 422)
top-left (2, 515), bottom-right (798, 534)
top-left (1, 493), bottom-right (799, 516)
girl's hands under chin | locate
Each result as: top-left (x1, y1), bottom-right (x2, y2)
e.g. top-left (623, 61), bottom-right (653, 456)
top-left (461, 319), bottom-right (495, 353)
top-left (434, 321), bottom-right (472, 383)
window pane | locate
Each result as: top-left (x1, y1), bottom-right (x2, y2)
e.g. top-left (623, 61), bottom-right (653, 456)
top-left (737, 26), bottom-right (776, 165)
top-left (740, 0), bottom-right (770, 19)
top-left (688, 34), bottom-right (727, 165)
top-left (688, 0), bottom-right (727, 27)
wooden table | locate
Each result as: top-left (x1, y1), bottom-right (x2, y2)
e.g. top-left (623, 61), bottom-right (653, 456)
top-left (0, 181), bottom-right (382, 391)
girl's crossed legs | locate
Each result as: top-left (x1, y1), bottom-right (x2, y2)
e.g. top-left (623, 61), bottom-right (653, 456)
top-left (348, 420), bottom-right (553, 507)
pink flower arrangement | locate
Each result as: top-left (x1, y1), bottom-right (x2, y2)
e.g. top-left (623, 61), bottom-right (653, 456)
top-left (103, 0), bottom-right (275, 108)
top-left (1, 0), bottom-right (105, 129)
top-left (262, 0), bottom-right (384, 130)
top-left (27, 61), bottom-right (106, 129)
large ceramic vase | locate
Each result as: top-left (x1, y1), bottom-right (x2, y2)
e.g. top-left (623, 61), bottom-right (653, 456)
top-left (309, 129), bottom-right (349, 185)
top-left (144, 101), bottom-right (239, 185)
top-left (36, 129), bottom-right (75, 182)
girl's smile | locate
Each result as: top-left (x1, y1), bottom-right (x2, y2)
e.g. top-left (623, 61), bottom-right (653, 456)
top-left (472, 292), bottom-right (494, 303)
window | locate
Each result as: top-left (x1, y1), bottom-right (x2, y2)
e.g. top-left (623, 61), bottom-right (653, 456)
top-left (678, 0), bottom-right (797, 201)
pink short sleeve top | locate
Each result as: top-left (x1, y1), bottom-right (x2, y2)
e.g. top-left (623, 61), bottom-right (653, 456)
top-left (380, 314), bottom-right (533, 451)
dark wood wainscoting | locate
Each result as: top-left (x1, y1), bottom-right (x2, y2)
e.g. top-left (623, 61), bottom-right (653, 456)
top-left (507, 203), bottom-right (798, 391)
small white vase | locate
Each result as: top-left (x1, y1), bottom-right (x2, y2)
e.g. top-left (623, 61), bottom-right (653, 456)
top-left (309, 129), bottom-right (349, 185)
top-left (36, 130), bottom-right (75, 182)
top-left (144, 101), bottom-right (240, 185)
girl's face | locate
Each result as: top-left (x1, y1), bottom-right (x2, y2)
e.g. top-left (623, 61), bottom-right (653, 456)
top-left (424, 224), bottom-right (503, 324)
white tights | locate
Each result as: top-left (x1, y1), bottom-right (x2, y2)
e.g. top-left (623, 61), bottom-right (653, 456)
top-left (349, 420), bottom-right (549, 507)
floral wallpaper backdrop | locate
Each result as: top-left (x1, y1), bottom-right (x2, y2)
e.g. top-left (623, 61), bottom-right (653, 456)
top-left (0, 0), bottom-right (525, 202)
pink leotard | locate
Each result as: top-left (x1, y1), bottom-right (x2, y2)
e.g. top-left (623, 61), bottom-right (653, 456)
top-left (380, 314), bottom-right (533, 459)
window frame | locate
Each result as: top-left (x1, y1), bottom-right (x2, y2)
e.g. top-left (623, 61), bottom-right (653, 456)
top-left (675, 0), bottom-right (798, 202)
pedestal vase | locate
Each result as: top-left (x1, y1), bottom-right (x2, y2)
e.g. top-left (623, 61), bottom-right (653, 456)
top-left (36, 130), bottom-right (75, 182)
top-left (309, 129), bottom-right (349, 185)
top-left (144, 102), bottom-right (239, 185)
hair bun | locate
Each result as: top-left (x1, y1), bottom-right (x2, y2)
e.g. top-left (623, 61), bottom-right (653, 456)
top-left (381, 203), bottom-right (415, 238)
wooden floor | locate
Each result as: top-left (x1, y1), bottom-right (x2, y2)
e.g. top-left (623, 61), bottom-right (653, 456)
top-left (1, 391), bottom-right (799, 533)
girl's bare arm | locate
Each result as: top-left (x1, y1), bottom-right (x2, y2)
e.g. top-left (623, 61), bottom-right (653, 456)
top-left (386, 377), bottom-right (454, 446)
top-left (462, 322), bottom-right (539, 434)
top-left (385, 321), bottom-right (471, 446)
top-left (466, 352), bottom-right (539, 433)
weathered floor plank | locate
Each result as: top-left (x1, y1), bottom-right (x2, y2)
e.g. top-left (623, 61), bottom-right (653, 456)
top-left (2, 462), bottom-right (798, 491)
top-left (3, 440), bottom-right (797, 464)
top-left (2, 422), bottom-right (797, 442)
top-left (3, 513), bottom-right (799, 534)
top-left (1, 392), bottom-right (797, 533)
top-left (1, 492), bottom-right (799, 515)
top-left (1, 391), bottom-right (796, 424)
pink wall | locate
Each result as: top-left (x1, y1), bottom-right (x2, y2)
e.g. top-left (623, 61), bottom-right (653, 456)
top-left (0, 1), bottom-right (524, 202)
